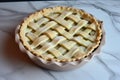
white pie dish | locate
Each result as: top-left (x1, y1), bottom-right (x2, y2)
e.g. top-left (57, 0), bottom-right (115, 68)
top-left (15, 6), bottom-right (105, 71)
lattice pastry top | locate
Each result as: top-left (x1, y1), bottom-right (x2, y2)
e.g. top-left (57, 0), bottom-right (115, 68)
top-left (19, 6), bottom-right (102, 62)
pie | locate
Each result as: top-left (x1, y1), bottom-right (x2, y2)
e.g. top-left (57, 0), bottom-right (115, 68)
top-left (18, 6), bottom-right (102, 62)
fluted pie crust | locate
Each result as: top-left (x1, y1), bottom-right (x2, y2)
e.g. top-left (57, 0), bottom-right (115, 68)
top-left (19, 6), bottom-right (102, 62)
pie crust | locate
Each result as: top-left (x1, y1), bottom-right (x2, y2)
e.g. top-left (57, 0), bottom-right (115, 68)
top-left (18, 6), bottom-right (102, 62)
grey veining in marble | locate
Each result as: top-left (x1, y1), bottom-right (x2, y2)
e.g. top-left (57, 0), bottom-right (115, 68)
top-left (0, 0), bottom-right (120, 80)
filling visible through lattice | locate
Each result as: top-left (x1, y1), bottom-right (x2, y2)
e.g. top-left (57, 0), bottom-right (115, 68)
top-left (23, 10), bottom-right (98, 60)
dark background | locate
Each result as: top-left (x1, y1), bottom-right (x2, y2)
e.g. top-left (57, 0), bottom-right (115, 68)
top-left (0, 0), bottom-right (68, 2)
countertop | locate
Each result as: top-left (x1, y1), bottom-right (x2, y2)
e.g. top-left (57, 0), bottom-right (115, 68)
top-left (0, 1), bottom-right (120, 80)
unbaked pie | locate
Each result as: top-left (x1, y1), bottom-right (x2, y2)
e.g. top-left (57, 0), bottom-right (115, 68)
top-left (18, 6), bottom-right (102, 62)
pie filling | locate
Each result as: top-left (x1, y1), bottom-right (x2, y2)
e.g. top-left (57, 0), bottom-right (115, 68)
top-left (19, 6), bottom-right (102, 62)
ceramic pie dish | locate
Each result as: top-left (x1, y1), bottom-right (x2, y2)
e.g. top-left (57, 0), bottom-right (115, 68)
top-left (15, 6), bottom-right (105, 71)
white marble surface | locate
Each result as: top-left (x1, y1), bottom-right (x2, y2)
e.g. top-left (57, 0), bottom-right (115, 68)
top-left (0, 1), bottom-right (120, 80)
